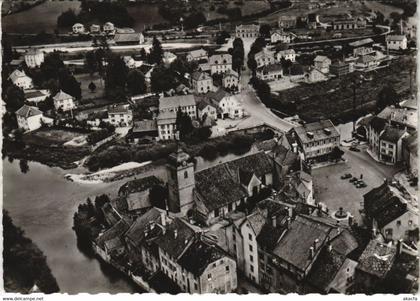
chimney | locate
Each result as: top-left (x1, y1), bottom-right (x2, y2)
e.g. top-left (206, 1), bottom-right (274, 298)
top-left (174, 229), bottom-right (178, 239)
top-left (161, 211), bottom-right (167, 227)
top-left (397, 239), bottom-right (403, 255)
top-left (309, 246), bottom-right (315, 259)
top-left (313, 238), bottom-right (319, 250)
top-left (292, 142), bottom-right (298, 153)
top-left (271, 215), bottom-right (277, 228)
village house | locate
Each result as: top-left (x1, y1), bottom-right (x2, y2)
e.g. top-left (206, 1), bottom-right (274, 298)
top-left (363, 182), bottom-right (418, 243)
top-left (354, 55), bottom-right (380, 71)
top-left (157, 110), bottom-right (177, 140)
top-left (276, 49), bottom-right (296, 63)
top-left (113, 33), bottom-right (145, 45)
top-left (270, 30), bottom-right (294, 44)
top-left (278, 16), bottom-right (297, 29)
top-left (353, 46), bottom-right (376, 57)
top-left (207, 89), bottom-right (244, 119)
top-left (197, 97), bottom-right (218, 122)
top-left (331, 19), bottom-right (360, 31)
top-left (9, 69), bottom-right (33, 90)
top-left (24, 90), bottom-right (50, 104)
top-left (209, 53), bottom-right (232, 75)
top-left (191, 71), bottom-right (214, 94)
top-left (24, 49), bottom-right (45, 68)
top-left (235, 24), bottom-right (260, 39)
top-left (15, 104), bottom-right (52, 132)
top-left (138, 64), bottom-right (155, 84)
top-left (186, 48), bottom-right (208, 62)
top-left (222, 69), bottom-right (240, 90)
top-left (306, 67), bottom-right (329, 83)
top-left (386, 35), bottom-right (408, 51)
top-left (255, 48), bottom-right (276, 68)
top-left (330, 61), bottom-right (352, 77)
top-left (291, 119), bottom-right (341, 161)
top-left (53, 90), bottom-right (76, 112)
top-left (103, 22), bottom-right (115, 35)
top-left (108, 104), bottom-right (133, 127)
top-left (313, 55), bottom-right (331, 73)
top-left (127, 120), bottom-right (158, 143)
top-left (377, 106), bottom-right (417, 132)
top-left (158, 94), bottom-right (197, 119)
top-left (256, 64), bottom-right (283, 81)
top-left (162, 52), bottom-right (177, 65)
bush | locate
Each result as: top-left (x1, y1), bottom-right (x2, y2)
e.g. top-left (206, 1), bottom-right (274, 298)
top-left (86, 129), bottom-right (112, 145)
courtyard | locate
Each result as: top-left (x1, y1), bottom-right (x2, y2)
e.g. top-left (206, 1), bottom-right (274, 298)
top-left (312, 145), bottom-right (402, 224)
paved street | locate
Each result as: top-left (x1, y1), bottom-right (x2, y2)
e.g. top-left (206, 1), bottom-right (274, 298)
top-left (312, 145), bottom-right (402, 224)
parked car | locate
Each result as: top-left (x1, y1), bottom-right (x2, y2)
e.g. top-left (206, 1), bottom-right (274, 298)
top-left (341, 173), bottom-right (352, 179)
top-left (357, 182), bottom-right (367, 188)
top-left (350, 177), bottom-right (358, 183)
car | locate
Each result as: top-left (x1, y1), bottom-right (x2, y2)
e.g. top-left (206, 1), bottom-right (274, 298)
top-left (357, 182), bottom-right (367, 188)
top-left (349, 177), bottom-right (358, 183)
top-left (341, 173), bottom-right (352, 179)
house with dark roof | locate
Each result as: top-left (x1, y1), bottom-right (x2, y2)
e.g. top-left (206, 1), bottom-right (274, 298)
top-left (127, 120), bottom-right (158, 143)
top-left (363, 183), bottom-right (418, 242)
top-left (15, 104), bottom-right (52, 132)
top-left (291, 119), bottom-right (340, 162)
top-left (191, 71), bottom-right (213, 94)
top-left (196, 97), bottom-right (219, 122)
top-left (256, 63), bottom-right (283, 81)
top-left (159, 94), bottom-right (197, 120)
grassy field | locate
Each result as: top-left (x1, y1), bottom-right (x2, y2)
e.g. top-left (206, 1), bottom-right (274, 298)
top-left (75, 73), bottom-right (106, 101)
top-left (24, 129), bottom-right (88, 147)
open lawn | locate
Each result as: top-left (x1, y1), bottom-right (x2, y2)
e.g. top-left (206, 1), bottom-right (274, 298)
top-left (24, 129), bottom-right (89, 147)
top-left (312, 146), bottom-right (401, 224)
top-left (75, 73), bottom-right (106, 101)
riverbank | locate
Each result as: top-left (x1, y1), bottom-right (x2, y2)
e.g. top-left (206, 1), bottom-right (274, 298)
top-left (66, 161), bottom-right (152, 184)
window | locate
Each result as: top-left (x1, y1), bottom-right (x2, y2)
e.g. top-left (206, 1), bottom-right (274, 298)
top-left (249, 244), bottom-right (253, 252)
top-left (207, 273), bottom-right (212, 281)
top-left (184, 171), bottom-right (188, 179)
top-left (248, 233), bottom-right (253, 241)
top-left (225, 265), bottom-right (230, 273)
top-left (250, 265), bottom-right (254, 272)
top-left (214, 208), bottom-right (220, 217)
top-left (250, 255), bottom-right (254, 262)
top-left (397, 220), bottom-right (401, 226)
top-left (194, 283), bottom-right (198, 290)
top-left (233, 233), bottom-right (236, 241)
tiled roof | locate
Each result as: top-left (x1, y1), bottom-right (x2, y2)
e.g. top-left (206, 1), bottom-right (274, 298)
top-left (314, 55), bottom-right (331, 63)
top-left (108, 104), bottom-right (132, 115)
top-left (9, 69), bottom-right (29, 82)
top-left (272, 215), bottom-right (332, 271)
top-left (206, 89), bottom-right (230, 103)
top-left (118, 176), bottom-right (162, 196)
top-left (159, 94), bottom-right (196, 110)
top-left (191, 71), bottom-right (211, 81)
top-left (377, 106), bottom-right (417, 129)
top-left (379, 126), bottom-right (406, 143)
top-left (96, 218), bottom-right (131, 249)
top-left (294, 119), bottom-right (339, 144)
top-left (349, 38), bottom-right (373, 47)
top-left (257, 63), bottom-right (283, 74)
top-left (188, 48), bottom-right (207, 59)
top-left (178, 239), bottom-right (228, 277)
top-left (156, 110), bottom-right (177, 125)
top-left (386, 35), bottom-right (406, 42)
top-left (15, 104), bottom-right (42, 118)
top-left (357, 240), bottom-right (397, 278)
top-left (255, 48), bottom-right (275, 61)
top-left (363, 183), bottom-right (408, 228)
top-left (153, 218), bottom-right (196, 259)
top-left (223, 69), bottom-right (239, 78)
top-left (124, 208), bottom-right (163, 245)
top-left (24, 90), bottom-right (47, 99)
top-left (133, 120), bottom-right (158, 133)
top-left (197, 97), bottom-right (218, 111)
top-left (53, 90), bottom-right (74, 101)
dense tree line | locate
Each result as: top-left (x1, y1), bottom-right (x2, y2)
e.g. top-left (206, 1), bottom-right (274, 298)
top-left (3, 210), bottom-right (59, 293)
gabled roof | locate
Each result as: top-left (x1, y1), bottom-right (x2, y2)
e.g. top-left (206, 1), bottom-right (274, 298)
top-left (277, 49), bottom-right (296, 55)
top-left (191, 71), bottom-right (211, 81)
top-left (53, 90), bottom-right (74, 101)
top-left (108, 104), bottom-right (132, 115)
top-left (314, 55), bottom-right (331, 63)
top-left (386, 35), bottom-right (406, 42)
top-left (294, 119), bottom-right (339, 144)
top-left (209, 53), bottom-right (232, 65)
top-left (133, 120), bottom-right (158, 133)
top-left (255, 48), bottom-right (275, 61)
top-left (159, 94), bottom-right (196, 110)
top-left (15, 105), bottom-right (42, 118)
top-left (118, 176), bottom-right (162, 196)
top-left (357, 240), bottom-right (397, 279)
top-left (96, 218), bottom-right (131, 249)
top-left (206, 89), bottom-right (231, 103)
top-left (197, 97), bottom-right (218, 111)
top-left (124, 207), bottom-right (163, 244)
top-left (153, 218), bottom-right (196, 260)
top-left (156, 110), bottom-right (177, 125)
top-left (188, 48), bottom-right (208, 59)
top-left (223, 69), bottom-right (239, 78)
top-left (178, 240), bottom-right (228, 277)
top-left (363, 183), bottom-right (409, 228)
top-left (257, 63), bottom-right (283, 74)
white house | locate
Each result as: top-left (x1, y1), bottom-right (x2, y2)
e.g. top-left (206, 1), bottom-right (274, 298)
top-left (235, 24), bottom-right (260, 39)
top-left (208, 90), bottom-right (245, 119)
top-left (72, 23), bottom-right (85, 34)
top-left (15, 104), bottom-right (53, 132)
top-left (90, 24), bottom-right (101, 34)
top-left (386, 35), bottom-right (408, 51)
top-left (24, 49), bottom-right (45, 68)
top-left (271, 30), bottom-right (294, 44)
top-left (162, 51), bottom-right (177, 65)
top-left (276, 49), bottom-right (296, 63)
top-left (157, 110), bottom-right (177, 140)
top-left (108, 104), bottom-right (133, 127)
top-left (9, 70), bottom-right (33, 90)
top-left (222, 69), bottom-right (240, 90)
top-left (313, 55), bottom-right (331, 73)
top-left (186, 48), bottom-right (208, 62)
top-left (103, 22), bottom-right (115, 35)
top-left (255, 48), bottom-right (276, 68)
top-left (53, 90), bottom-right (76, 112)
top-left (256, 64), bottom-right (283, 81)
top-left (159, 94), bottom-right (197, 119)
top-left (209, 53), bottom-right (232, 75)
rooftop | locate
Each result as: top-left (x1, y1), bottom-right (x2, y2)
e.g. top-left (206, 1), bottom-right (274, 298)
top-left (357, 240), bottom-right (397, 279)
top-left (15, 104), bottom-right (42, 118)
top-left (132, 120), bottom-right (158, 133)
top-left (294, 119), bottom-right (340, 144)
top-left (53, 90), bottom-right (74, 101)
top-left (159, 94), bottom-right (196, 110)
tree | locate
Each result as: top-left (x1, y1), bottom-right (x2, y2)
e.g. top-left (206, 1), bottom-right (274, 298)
top-left (149, 185), bottom-right (167, 210)
top-left (40, 52), bottom-right (65, 82)
top-left (232, 38), bottom-right (245, 73)
top-left (139, 48), bottom-right (147, 60)
top-left (330, 146), bottom-right (344, 162)
top-left (57, 9), bottom-right (78, 28)
top-left (150, 65), bottom-right (177, 93)
top-left (377, 85), bottom-right (399, 112)
top-left (247, 55), bottom-right (257, 76)
top-left (2, 34), bottom-right (13, 65)
top-left (126, 70), bottom-right (147, 95)
top-left (259, 24), bottom-right (271, 39)
top-left (149, 36), bottom-right (163, 65)
top-left (176, 108), bottom-right (194, 140)
top-left (88, 82), bottom-right (97, 93)
top-left (216, 31), bottom-right (230, 45)
top-left (85, 51), bottom-right (98, 76)
top-left (170, 57), bottom-right (198, 76)
top-left (4, 85), bottom-right (25, 112)
top-left (58, 69), bottom-right (82, 99)
top-left (184, 12), bottom-right (206, 29)
top-left (105, 55), bottom-right (128, 93)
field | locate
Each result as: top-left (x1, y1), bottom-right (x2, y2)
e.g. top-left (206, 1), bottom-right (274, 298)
top-left (2, 0), bottom-right (81, 34)
top-left (24, 129), bottom-right (89, 147)
top-left (75, 73), bottom-right (106, 101)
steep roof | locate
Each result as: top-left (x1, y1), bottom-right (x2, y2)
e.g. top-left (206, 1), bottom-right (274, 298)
top-left (124, 207), bottom-right (163, 244)
top-left (363, 183), bottom-right (409, 228)
top-left (178, 240), bottom-right (228, 277)
top-left (357, 240), bottom-right (397, 278)
top-left (197, 97), bottom-right (218, 111)
top-left (377, 106), bottom-right (417, 129)
top-left (53, 90), bottom-right (74, 101)
top-left (191, 71), bottom-right (211, 81)
top-left (153, 218), bottom-right (196, 259)
top-left (157, 110), bottom-right (177, 125)
top-left (209, 53), bottom-right (232, 65)
top-left (96, 218), bottom-right (131, 249)
top-left (15, 104), bottom-right (42, 118)
top-left (379, 126), bottom-right (406, 143)
top-left (255, 48), bottom-right (275, 61)
top-left (206, 89), bottom-right (231, 103)
top-left (118, 176), bottom-right (162, 196)
top-left (108, 104), bottom-right (132, 115)
top-left (159, 94), bottom-right (196, 110)
top-left (314, 55), bottom-right (331, 63)
top-left (223, 69), bottom-right (239, 78)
